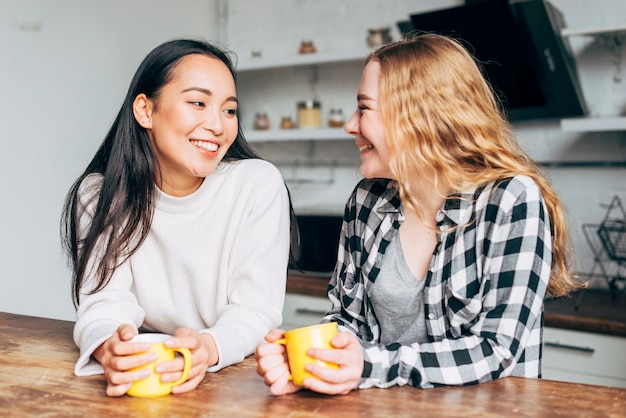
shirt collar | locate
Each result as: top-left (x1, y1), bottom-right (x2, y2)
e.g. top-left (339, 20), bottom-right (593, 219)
top-left (375, 180), bottom-right (403, 213)
top-left (373, 180), bottom-right (486, 227)
top-left (440, 184), bottom-right (484, 226)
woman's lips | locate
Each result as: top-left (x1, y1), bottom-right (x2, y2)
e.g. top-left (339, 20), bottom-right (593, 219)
top-left (190, 139), bottom-right (219, 152)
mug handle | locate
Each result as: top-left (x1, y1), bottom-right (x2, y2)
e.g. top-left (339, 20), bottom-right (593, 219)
top-left (168, 347), bottom-right (192, 388)
top-left (272, 339), bottom-right (293, 381)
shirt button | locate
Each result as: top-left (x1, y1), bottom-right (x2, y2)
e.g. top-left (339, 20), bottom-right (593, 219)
top-left (439, 225), bottom-right (446, 231)
top-left (428, 313), bottom-right (435, 319)
top-left (436, 211), bottom-right (445, 222)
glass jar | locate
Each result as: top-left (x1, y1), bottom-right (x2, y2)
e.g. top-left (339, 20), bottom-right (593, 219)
top-left (367, 27), bottom-right (393, 49)
top-left (253, 112), bottom-right (270, 130)
top-left (297, 100), bottom-right (321, 129)
top-left (328, 108), bottom-right (345, 128)
top-left (280, 116), bottom-right (294, 129)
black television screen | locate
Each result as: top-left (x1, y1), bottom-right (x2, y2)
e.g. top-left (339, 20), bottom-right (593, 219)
top-left (407, 0), bottom-right (587, 121)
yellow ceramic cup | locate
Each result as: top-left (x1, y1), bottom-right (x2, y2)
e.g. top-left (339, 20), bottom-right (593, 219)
top-left (274, 322), bottom-right (339, 386)
top-left (126, 333), bottom-right (192, 398)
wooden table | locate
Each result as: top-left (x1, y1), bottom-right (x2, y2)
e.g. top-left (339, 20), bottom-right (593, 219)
top-left (1, 312), bottom-right (624, 417)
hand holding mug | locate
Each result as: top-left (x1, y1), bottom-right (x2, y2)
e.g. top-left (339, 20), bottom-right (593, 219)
top-left (273, 322), bottom-right (339, 386)
top-left (126, 333), bottom-right (192, 398)
top-left (298, 330), bottom-right (364, 395)
top-left (256, 323), bottom-right (340, 395)
top-left (256, 324), bottom-right (363, 396)
top-left (93, 324), bottom-right (162, 397)
top-left (255, 328), bottom-right (302, 396)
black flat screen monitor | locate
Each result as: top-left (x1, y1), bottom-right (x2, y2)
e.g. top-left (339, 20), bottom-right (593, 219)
top-left (408, 0), bottom-right (587, 121)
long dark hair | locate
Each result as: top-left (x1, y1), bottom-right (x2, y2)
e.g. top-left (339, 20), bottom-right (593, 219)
top-left (61, 38), bottom-right (296, 307)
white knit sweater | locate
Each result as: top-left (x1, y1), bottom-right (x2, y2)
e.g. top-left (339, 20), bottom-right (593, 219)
top-left (72, 159), bottom-right (290, 376)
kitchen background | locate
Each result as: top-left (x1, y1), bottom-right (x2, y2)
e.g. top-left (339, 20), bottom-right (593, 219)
top-left (1, 0), bottom-right (624, 321)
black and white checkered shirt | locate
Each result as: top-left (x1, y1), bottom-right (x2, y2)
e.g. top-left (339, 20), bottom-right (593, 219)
top-left (322, 175), bottom-right (551, 389)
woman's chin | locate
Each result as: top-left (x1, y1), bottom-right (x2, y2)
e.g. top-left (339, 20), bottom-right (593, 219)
top-left (359, 166), bottom-right (378, 179)
top-left (359, 166), bottom-right (394, 180)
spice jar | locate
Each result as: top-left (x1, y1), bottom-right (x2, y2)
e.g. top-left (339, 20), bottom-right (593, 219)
top-left (297, 100), bottom-right (321, 129)
top-left (253, 112), bottom-right (270, 130)
top-left (367, 27), bottom-right (393, 49)
top-left (328, 108), bottom-right (345, 128)
top-left (280, 116), bottom-right (294, 129)
top-left (298, 40), bottom-right (317, 55)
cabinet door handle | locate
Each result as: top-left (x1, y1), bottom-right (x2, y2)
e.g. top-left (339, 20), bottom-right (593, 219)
top-left (295, 308), bottom-right (327, 316)
top-left (544, 341), bottom-right (595, 354)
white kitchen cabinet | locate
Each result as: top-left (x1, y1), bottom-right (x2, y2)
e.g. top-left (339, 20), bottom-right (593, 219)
top-left (281, 293), bottom-right (331, 330)
top-left (543, 327), bottom-right (626, 388)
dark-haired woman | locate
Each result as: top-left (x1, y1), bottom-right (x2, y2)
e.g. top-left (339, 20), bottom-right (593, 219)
top-left (61, 39), bottom-right (291, 396)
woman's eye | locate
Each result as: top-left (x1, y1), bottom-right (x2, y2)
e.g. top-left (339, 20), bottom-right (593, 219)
top-left (189, 101), bottom-right (205, 107)
top-left (224, 108), bottom-right (238, 117)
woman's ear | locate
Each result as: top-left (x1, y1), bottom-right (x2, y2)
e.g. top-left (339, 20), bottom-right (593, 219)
top-left (133, 94), bottom-right (153, 129)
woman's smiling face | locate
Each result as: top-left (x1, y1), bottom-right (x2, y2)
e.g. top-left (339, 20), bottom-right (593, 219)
top-left (139, 54), bottom-right (239, 196)
top-left (344, 60), bottom-right (394, 180)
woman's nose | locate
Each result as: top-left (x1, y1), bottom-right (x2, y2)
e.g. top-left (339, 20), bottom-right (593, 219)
top-left (202, 109), bottom-right (224, 135)
top-left (344, 110), bottom-right (359, 136)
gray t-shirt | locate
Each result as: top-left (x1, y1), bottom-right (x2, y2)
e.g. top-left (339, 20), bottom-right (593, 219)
top-left (370, 232), bottom-right (428, 346)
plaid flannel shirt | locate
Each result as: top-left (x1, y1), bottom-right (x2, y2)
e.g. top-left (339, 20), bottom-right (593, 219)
top-left (322, 175), bottom-right (551, 389)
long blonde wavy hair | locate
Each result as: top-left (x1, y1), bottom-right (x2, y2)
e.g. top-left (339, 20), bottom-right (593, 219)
top-left (370, 33), bottom-right (581, 297)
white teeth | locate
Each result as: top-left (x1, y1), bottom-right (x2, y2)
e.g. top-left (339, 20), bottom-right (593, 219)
top-left (359, 144), bottom-right (373, 152)
top-left (190, 140), bottom-right (218, 152)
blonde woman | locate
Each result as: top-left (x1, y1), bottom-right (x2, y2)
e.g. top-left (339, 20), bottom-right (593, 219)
top-left (256, 34), bottom-right (580, 395)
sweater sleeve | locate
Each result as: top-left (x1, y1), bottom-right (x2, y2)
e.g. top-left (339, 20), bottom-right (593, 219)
top-left (201, 162), bottom-right (290, 372)
top-left (72, 175), bottom-right (145, 376)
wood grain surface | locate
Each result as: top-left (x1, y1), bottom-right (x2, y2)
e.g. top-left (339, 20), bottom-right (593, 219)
top-left (1, 312), bottom-right (625, 417)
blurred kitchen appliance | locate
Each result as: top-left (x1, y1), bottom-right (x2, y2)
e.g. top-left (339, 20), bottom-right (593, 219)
top-left (404, 0), bottom-right (587, 121)
top-left (289, 214), bottom-right (343, 275)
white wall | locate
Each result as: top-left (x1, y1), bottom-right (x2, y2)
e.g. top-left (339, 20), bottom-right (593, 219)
top-left (1, 0), bottom-right (624, 321)
top-left (0, 0), bottom-right (219, 320)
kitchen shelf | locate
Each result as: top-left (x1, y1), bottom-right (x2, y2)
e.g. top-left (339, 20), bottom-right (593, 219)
top-left (561, 25), bottom-right (626, 37)
top-left (560, 116), bottom-right (626, 132)
top-left (245, 128), bottom-right (351, 142)
top-left (237, 50), bottom-right (365, 143)
top-left (237, 49), bottom-right (369, 72)
top-left (559, 25), bottom-right (626, 132)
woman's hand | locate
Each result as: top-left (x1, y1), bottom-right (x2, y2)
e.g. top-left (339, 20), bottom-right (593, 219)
top-left (163, 327), bottom-right (218, 394)
top-left (302, 331), bottom-right (363, 395)
top-left (255, 329), bottom-right (302, 396)
top-left (93, 324), bottom-right (152, 397)
top-left (94, 325), bottom-right (217, 397)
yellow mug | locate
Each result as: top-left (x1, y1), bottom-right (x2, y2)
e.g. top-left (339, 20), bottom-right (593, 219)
top-left (126, 333), bottom-right (192, 398)
top-left (274, 322), bottom-right (339, 386)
